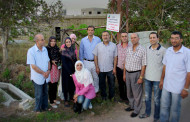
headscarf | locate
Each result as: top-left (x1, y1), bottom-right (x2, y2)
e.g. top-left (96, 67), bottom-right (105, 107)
top-left (61, 37), bottom-right (76, 61)
top-left (74, 61), bottom-right (94, 87)
top-left (70, 34), bottom-right (77, 50)
top-left (46, 36), bottom-right (60, 62)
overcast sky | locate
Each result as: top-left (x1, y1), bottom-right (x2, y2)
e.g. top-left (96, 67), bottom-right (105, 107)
top-left (45, 0), bottom-right (109, 15)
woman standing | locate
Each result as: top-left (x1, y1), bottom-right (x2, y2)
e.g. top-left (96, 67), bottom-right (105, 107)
top-left (46, 36), bottom-right (61, 108)
top-left (72, 61), bottom-right (96, 113)
top-left (61, 34), bottom-right (78, 58)
top-left (61, 37), bottom-right (77, 107)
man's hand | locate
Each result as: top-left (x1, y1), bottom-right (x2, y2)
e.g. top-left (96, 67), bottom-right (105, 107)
top-left (123, 74), bottom-right (126, 82)
top-left (112, 68), bottom-right (116, 76)
top-left (137, 78), bottom-right (143, 84)
top-left (43, 71), bottom-right (50, 79)
top-left (159, 80), bottom-right (164, 89)
top-left (96, 67), bottom-right (100, 75)
top-left (181, 89), bottom-right (189, 99)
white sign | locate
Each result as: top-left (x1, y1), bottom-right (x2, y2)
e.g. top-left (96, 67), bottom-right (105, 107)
top-left (106, 14), bottom-right (120, 32)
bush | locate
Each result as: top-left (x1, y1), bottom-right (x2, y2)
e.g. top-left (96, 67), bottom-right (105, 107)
top-left (15, 72), bottom-right (25, 89)
top-left (0, 91), bottom-right (6, 104)
top-left (2, 68), bottom-right (11, 80)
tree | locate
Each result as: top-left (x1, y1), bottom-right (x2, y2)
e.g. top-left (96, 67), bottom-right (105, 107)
top-left (0, 0), bottom-right (65, 63)
top-left (108, 0), bottom-right (190, 46)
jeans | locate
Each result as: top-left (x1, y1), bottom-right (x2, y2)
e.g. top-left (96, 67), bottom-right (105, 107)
top-left (144, 79), bottom-right (161, 120)
top-left (160, 88), bottom-right (181, 122)
top-left (99, 71), bottom-right (115, 99)
top-left (116, 67), bottom-right (128, 100)
top-left (33, 81), bottom-right (48, 112)
top-left (77, 95), bottom-right (91, 110)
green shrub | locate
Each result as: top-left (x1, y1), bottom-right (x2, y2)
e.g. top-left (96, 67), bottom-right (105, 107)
top-left (15, 72), bottom-right (25, 89)
top-left (2, 68), bottom-right (11, 79)
top-left (0, 91), bottom-right (6, 103)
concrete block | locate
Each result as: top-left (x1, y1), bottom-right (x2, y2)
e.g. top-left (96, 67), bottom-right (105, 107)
top-left (0, 82), bottom-right (33, 110)
top-left (0, 88), bottom-right (15, 106)
top-left (19, 99), bottom-right (34, 110)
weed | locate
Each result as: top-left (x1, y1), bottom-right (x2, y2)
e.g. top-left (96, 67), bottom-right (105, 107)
top-left (26, 66), bottom-right (30, 73)
top-left (0, 91), bottom-right (6, 103)
top-left (15, 72), bottom-right (25, 89)
top-left (2, 68), bottom-right (11, 79)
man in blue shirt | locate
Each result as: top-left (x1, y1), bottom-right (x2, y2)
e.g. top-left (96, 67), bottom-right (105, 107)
top-left (159, 31), bottom-right (190, 122)
top-left (79, 25), bottom-right (101, 93)
top-left (27, 34), bottom-right (50, 113)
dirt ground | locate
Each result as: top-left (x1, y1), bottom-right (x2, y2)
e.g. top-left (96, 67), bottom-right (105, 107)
top-left (0, 64), bottom-right (189, 122)
top-left (0, 92), bottom-right (190, 122)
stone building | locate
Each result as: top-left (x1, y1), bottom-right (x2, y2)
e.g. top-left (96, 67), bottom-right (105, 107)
top-left (81, 8), bottom-right (107, 15)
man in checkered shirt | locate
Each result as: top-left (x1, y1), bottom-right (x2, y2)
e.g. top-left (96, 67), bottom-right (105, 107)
top-left (123, 33), bottom-right (146, 118)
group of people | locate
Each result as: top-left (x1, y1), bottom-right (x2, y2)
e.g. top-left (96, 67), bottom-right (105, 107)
top-left (27, 25), bottom-right (190, 122)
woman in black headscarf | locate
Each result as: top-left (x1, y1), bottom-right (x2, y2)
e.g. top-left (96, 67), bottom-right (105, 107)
top-left (61, 37), bottom-right (77, 107)
top-left (46, 36), bottom-right (61, 108)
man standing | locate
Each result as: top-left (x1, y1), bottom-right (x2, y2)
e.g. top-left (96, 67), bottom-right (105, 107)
top-left (79, 25), bottom-right (101, 93)
top-left (159, 31), bottom-right (190, 122)
top-left (123, 33), bottom-right (146, 117)
top-left (116, 32), bottom-right (131, 103)
top-left (139, 32), bottom-right (166, 122)
top-left (93, 31), bottom-right (117, 101)
top-left (27, 34), bottom-right (50, 113)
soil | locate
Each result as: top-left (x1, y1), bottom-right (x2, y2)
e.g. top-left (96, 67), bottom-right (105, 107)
top-left (0, 64), bottom-right (189, 122)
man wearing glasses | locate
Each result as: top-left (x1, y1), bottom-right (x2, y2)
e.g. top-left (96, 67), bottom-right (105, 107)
top-left (159, 31), bottom-right (190, 122)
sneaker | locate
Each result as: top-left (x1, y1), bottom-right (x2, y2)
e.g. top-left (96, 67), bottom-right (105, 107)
top-left (153, 119), bottom-right (159, 122)
top-left (54, 100), bottom-right (60, 104)
top-left (50, 104), bottom-right (58, 108)
top-left (139, 113), bottom-right (150, 119)
top-left (89, 103), bottom-right (93, 109)
top-left (125, 107), bottom-right (134, 112)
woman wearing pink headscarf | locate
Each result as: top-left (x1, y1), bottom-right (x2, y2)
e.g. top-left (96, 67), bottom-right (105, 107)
top-left (61, 34), bottom-right (78, 58)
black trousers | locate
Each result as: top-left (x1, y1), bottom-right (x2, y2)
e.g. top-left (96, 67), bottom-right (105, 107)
top-left (48, 82), bottom-right (58, 104)
top-left (62, 73), bottom-right (75, 102)
top-left (99, 71), bottom-right (115, 99)
top-left (116, 67), bottom-right (128, 100)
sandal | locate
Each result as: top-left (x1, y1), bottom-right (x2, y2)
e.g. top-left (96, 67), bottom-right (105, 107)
top-left (54, 100), bottom-right (60, 104)
top-left (50, 103), bottom-right (58, 108)
top-left (64, 101), bottom-right (70, 107)
top-left (139, 113), bottom-right (150, 119)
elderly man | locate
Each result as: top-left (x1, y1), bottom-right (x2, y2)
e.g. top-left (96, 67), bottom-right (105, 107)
top-left (116, 32), bottom-right (132, 103)
top-left (79, 25), bottom-right (101, 93)
top-left (159, 31), bottom-right (190, 122)
top-left (123, 33), bottom-right (146, 117)
top-left (93, 31), bottom-right (117, 101)
top-left (27, 34), bottom-right (50, 113)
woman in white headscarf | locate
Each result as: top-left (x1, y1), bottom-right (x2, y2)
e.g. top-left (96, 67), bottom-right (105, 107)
top-left (72, 60), bottom-right (96, 113)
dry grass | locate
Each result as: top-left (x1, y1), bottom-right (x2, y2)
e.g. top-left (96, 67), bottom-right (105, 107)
top-left (0, 43), bottom-right (34, 64)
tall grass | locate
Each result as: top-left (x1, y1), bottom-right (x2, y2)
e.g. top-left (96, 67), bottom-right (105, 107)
top-left (0, 41), bottom-right (62, 64)
top-left (0, 43), bottom-right (34, 64)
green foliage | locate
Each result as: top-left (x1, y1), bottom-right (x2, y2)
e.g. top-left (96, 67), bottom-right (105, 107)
top-left (26, 66), bottom-right (30, 73)
top-left (2, 68), bottom-right (11, 79)
top-left (0, 91), bottom-right (6, 103)
top-left (15, 72), bottom-right (25, 89)
top-left (29, 36), bottom-right (34, 41)
top-left (108, 0), bottom-right (190, 46)
top-left (67, 24), bottom-right (113, 40)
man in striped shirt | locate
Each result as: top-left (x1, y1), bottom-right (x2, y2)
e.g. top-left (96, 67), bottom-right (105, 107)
top-left (116, 32), bottom-right (132, 104)
top-left (123, 33), bottom-right (146, 117)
